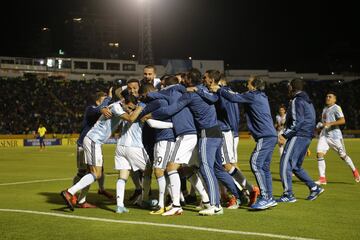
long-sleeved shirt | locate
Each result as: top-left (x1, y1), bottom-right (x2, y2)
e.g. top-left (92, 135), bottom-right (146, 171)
top-left (219, 88), bottom-right (276, 140)
top-left (147, 84), bottom-right (197, 136)
top-left (283, 91), bottom-right (316, 139)
top-left (77, 96), bottom-right (112, 146)
top-left (152, 85), bottom-right (219, 131)
top-left (196, 85), bottom-right (231, 132)
top-left (141, 98), bottom-right (175, 142)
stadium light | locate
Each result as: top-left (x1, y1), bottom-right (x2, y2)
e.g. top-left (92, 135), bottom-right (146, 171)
top-left (73, 18), bottom-right (82, 22)
top-left (46, 59), bottom-right (54, 67)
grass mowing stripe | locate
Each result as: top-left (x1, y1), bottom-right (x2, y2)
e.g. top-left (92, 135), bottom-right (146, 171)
top-left (0, 209), bottom-right (319, 240)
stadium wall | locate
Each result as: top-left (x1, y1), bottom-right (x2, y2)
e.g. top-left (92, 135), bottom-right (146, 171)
top-left (1, 131), bottom-right (360, 148)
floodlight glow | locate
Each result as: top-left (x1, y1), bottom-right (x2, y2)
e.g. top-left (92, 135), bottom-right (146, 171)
top-left (46, 59), bottom-right (54, 67)
top-left (58, 59), bottom-right (63, 69)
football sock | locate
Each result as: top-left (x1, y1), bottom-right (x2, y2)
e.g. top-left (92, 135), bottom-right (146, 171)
top-left (344, 156), bottom-right (356, 171)
top-left (188, 173), bottom-right (209, 203)
top-left (168, 170), bottom-right (181, 206)
top-left (317, 157), bottom-right (326, 177)
top-left (229, 167), bottom-right (253, 192)
top-left (157, 176), bottom-right (166, 208)
top-left (116, 178), bottom-right (126, 207)
top-left (68, 173), bottom-right (96, 195)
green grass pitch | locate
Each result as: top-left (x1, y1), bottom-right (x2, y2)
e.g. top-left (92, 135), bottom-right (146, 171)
top-left (1, 139), bottom-right (360, 240)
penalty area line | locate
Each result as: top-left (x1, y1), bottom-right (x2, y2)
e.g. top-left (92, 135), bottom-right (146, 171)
top-left (0, 209), bottom-right (319, 240)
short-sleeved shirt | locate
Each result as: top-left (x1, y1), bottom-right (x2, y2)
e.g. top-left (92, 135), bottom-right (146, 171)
top-left (275, 114), bottom-right (286, 132)
top-left (86, 101), bottom-right (125, 144)
top-left (320, 104), bottom-right (344, 139)
top-left (37, 127), bottom-right (47, 137)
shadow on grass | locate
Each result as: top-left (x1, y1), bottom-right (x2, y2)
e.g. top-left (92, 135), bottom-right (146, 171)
top-left (39, 189), bottom-right (160, 213)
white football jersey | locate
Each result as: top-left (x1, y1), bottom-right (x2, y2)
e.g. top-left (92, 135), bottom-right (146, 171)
top-left (276, 114), bottom-right (286, 133)
top-left (117, 121), bottom-right (144, 148)
top-left (320, 104), bottom-right (344, 139)
top-left (86, 101), bottom-right (125, 144)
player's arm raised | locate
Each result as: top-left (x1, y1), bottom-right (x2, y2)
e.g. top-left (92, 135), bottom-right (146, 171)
top-left (120, 103), bottom-right (144, 123)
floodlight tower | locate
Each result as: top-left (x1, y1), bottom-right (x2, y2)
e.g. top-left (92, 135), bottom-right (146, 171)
top-left (138, 0), bottom-right (154, 65)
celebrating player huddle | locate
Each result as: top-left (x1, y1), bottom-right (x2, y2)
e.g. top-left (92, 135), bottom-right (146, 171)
top-left (60, 66), bottom-right (359, 216)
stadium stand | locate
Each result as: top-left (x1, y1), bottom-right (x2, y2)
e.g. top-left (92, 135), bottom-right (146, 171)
top-left (1, 77), bottom-right (359, 134)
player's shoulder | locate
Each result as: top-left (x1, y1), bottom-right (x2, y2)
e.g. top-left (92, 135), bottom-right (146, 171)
top-left (112, 101), bottom-right (126, 113)
top-left (334, 104), bottom-right (342, 110)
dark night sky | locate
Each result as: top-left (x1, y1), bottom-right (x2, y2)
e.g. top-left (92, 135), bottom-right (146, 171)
top-left (1, 0), bottom-right (359, 73)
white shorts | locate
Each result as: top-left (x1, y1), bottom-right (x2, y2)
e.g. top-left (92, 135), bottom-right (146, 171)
top-left (317, 136), bottom-right (347, 157)
top-left (169, 134), bottom-right (198, 165)
top-left (83, 136), bottom-right (103, 167)
top-left (153, 141), bottom-right (175, 169)
top-left (233, 135), bottom-right (239, 162)
top-left (115, 145), bottom-right (149, 171)
top-left (221, 131), bottom-right (236, 164)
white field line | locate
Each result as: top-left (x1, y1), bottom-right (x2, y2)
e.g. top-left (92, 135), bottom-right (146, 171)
top-left (0, 174), bottom-right (118, 186)
top-left (0, 209), bottom-right (319, 240)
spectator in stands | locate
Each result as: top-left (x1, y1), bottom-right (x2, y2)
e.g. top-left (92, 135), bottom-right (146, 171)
top-left (1, 77), bottom-right (360, 135)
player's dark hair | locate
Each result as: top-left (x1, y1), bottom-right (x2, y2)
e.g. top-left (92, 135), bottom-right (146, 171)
top-left (327, 91), bottom-right (337, 98)
top-left (160, 74), bottom-right (170, 81)
top-left (93, 91), bottom-right (107, 102)
top-left (205, 70), bottom-right (222, 83)
top-left (279, 104), bottom-right (287, 111)
top-left (176, 72), bottom-right (186, 79)
top-left (144, 65), bottom-right (157, 73)
top-left (164, 75), bottom-right (179, 86)
top-left (120, 88), bottom-right (129, 99)
top-left (186, 68), bottom-right (202, 86)
top-left (252, 76), bottom-right (265, 91)
top-left (126, 78), bottom-right (140, 86)
top-left (124, 94), bottom-right (138, 105)
top-left (139, 83), bottom-right (156, 95)
top-left (290, 78), bottom-right (304, 92)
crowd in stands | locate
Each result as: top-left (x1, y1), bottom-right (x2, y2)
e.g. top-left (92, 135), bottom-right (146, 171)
top-left (1, 77), bottom-right (359, 135)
